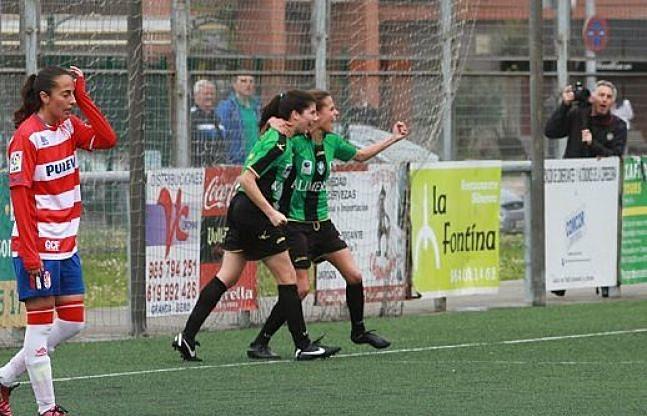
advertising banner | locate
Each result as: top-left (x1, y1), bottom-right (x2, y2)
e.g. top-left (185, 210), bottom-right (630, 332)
top-left (620, 156), bottom-right (647, 284)
top-left (544, 158), bottom-right (620, 290)
top-left (201, 166), bottom-right (257, 311)
top-left (0, 173), bottom-right (25, 327)
top-left (146, 169), bottom-right (203, 317)
top-left (315, 164), bottom-right (407, 304)
top-left (410, 161), bottom-right (501, 297)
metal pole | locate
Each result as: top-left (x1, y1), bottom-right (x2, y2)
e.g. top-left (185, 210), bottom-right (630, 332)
top-left (553, 0), bottom-right (571, 159)
top-left (172, 0), bottom-right (190, 168)
top-left (312, 0), bottom-right (328, 90)
top-left (441, 0), bottom-right (453, 161)
top-left (585, 0), bottom-right (596, 90)
top-left (128, 0), bottom-right (147, 336)
top-left (22, 0), bottom-right (39, 75)
top-left (529, 0), bottom-right (546, 306)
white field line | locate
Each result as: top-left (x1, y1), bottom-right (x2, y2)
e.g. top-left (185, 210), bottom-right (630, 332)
top-left (24, 327), bottom-right (646, 385)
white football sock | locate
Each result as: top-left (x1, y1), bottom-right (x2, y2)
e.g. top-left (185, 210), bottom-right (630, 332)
top-left (0, 318), bottom-right (85, 385)
top-left (24, 324), bottom-right (55, 414)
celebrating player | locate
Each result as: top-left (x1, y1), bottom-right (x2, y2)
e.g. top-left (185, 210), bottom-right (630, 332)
top-left (247, 90), bottom-right (408, 359)
top-left (173, 90), bottom-right (341, 362)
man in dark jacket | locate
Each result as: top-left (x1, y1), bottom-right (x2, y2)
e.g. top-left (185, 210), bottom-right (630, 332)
top-left (544, 80), bottom-right (626, 297)
top-left (190, 79), bottom-right (227, 166)
top-left (545, 80), bottom-right (627, 158)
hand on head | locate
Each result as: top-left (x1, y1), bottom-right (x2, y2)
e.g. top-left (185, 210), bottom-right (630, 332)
top-left (69, 65), bottom-right (86, 95)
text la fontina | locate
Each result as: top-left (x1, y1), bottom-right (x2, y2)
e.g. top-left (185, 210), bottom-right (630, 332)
top-left (429, 185), bottom-right (496, 254)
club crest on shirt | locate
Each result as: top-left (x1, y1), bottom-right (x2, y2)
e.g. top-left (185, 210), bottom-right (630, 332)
top-left (282, 164), bottom-right (293, 178)
top-left (302, 160), bottom-right (312, 175)
top-left (316, 160), bottom-right (326, 175)
top-left (9, 151), bottom-right (22, 173)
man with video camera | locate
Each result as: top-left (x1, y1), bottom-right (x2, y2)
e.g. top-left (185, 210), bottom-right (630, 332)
top-left (545, 80), bottom-right (627, 158)
top-left (544, 80), bottom-right (627, 297)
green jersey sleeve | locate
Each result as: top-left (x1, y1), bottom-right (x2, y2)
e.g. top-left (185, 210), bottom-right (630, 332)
top-left (244, 128), bottom-right (288, 177)
top-left (328, 133), bottom-right (357, 162)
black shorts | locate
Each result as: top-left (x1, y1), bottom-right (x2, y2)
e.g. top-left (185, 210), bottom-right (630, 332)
top-left (286, 220), bottom-right (347, 269)
top-left (222, 193), bottom-right (288, 261)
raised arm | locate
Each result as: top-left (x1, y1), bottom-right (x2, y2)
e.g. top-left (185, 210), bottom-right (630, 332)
top-left (353, 121), bottom-right (409, 162)
top-left (69, 66), bottom-right (117, 150)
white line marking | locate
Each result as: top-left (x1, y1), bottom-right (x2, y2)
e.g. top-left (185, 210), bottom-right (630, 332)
top-left (21, 327), bottom-right (646, 385)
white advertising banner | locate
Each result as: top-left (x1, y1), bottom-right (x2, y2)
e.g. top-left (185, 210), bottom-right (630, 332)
top-left (146, 169), bottom-right (204, 317)
top-left (315, 164), bottom-right (406, 304)
top-left (545, 158), bottom-right (620, 291)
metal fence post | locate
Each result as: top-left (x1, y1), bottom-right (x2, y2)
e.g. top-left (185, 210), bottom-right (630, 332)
top-left (22, 0), bottom-right (39, 75)
top-left (128, 0), bottom-right (147, 336)
top-left (312, 0), bottom-right (328, 90)
top-left (529, 0), bottom-right (546, 306)
top-left (172, 0), bottom-right (190, 168)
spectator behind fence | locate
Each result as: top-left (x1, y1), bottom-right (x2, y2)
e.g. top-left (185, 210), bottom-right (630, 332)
top-left (190, 79), bottom-right (226, 166)
top-left (216, 74), bottom-right (261, 164)
top-left (544, 79), bottom-right (627, 297)
top-left (611, 95), bottom-right (634, 131)
top-left (545, 80), bottom-right (627, 159)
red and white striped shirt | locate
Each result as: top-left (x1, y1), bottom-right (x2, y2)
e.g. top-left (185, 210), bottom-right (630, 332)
top-left (8, 84), bottom-right (116, 269)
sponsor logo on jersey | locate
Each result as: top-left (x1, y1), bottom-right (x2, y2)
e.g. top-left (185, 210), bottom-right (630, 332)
top-left (9, 151), bottom-right (22, 173)
top-left (44, 240), bottom-right (61, 252)
top-left (45, 155), bottom-right (76, 177)
top-left (302, 160), bottom-right (312, 175)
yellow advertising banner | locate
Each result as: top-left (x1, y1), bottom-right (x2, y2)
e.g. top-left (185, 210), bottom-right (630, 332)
top-left (410, 161), bottom-right (501, 297)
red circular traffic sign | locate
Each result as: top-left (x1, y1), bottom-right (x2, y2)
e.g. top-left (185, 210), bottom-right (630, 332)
top-left (583, 16), bottom-right (609, 53)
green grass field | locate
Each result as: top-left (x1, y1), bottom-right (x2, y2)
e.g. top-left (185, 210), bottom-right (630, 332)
top-left (1, 299), bottom-right (646, 415)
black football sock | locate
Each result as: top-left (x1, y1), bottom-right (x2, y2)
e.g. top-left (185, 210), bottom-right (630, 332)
top-left (183, 276), bottom-right (228, 340)
top-left (346, 282), bottom-right (366, 335)
top-left (278, 284), bottom-right (310, 349)
top-left (254, 301), bottom-right (286, 345)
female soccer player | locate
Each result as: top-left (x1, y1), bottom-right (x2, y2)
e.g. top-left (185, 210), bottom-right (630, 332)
top-left (0, 66), bottom-right (117, 416)
top-left (247, 90), bottom-right (408, 359)
top-left (173, 90), bottom-right (340, 362)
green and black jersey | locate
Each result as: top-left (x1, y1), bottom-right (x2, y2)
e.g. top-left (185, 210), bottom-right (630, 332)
top-left (278, 132), bottom-right (357, 221)
top-left (240, 128), bottom-right (293, 206)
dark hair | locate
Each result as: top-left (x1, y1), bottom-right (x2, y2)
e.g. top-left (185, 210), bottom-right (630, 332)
top-left (259, 89), bottom-right (316, 128)
top-left (13, 66), bottom-right (72, 128)
top-left (307, 89), bottom-right (332, 111)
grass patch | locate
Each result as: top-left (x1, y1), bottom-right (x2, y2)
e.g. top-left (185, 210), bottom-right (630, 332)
top-left (78, 227), bottom-right (128, 307)
top-left (500, 232), bottom-right (524, 281)
top-left (1, 300), bottom-right (646, 415)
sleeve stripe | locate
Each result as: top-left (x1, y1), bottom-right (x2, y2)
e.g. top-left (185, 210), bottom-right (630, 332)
top-left (247, 166), bottom-right (260, 178)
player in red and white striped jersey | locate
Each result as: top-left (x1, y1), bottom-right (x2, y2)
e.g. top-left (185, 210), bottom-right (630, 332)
top-left (0, 65), bottom-right (116, 416)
